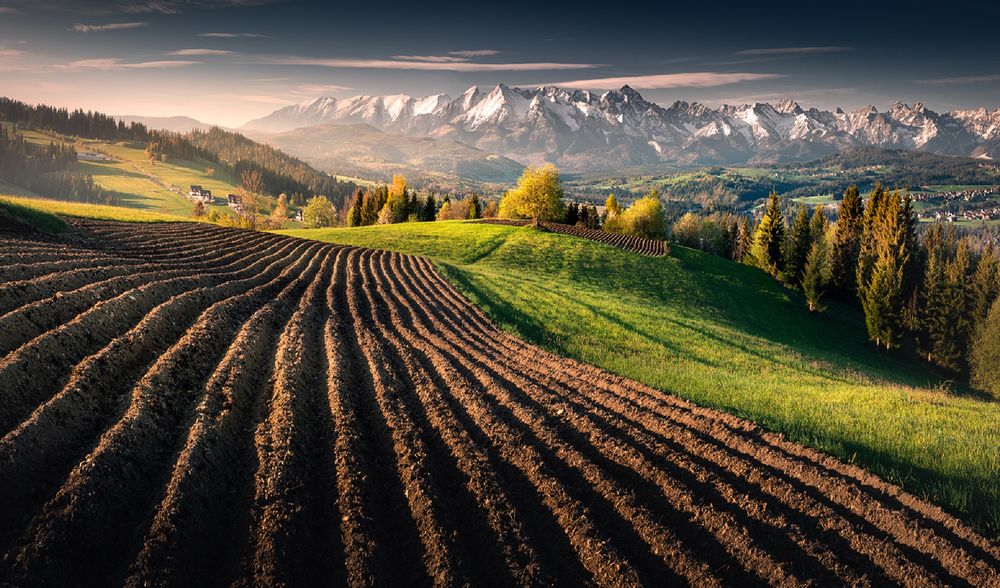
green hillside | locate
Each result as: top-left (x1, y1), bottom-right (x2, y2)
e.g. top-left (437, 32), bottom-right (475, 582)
top-left (6, 126), bottom-right (239, 217)
top-left (279, 220), bottom-right (1000, 537)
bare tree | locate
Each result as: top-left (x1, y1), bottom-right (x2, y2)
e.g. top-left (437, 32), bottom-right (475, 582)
top-left (238, 169), bottom-right (264, 230)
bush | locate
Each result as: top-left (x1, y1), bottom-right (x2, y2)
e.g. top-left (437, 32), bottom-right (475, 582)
top-left (605, 195), bottom-right (665, 239)
top-left (498, 164), bottom-right (564, 222)
top-left (303, 195), bottom-right (337, 228)
top-left (970, 298), bottom-right (1000, 399)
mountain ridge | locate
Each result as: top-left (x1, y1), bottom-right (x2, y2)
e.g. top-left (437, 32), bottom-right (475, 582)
top-left (242, 85), bottom-right (1000, 170)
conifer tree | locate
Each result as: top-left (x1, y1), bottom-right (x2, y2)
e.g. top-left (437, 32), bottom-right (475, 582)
top-left (749, 192), bottom-right (786, 277)
top-left (829, 185), bottom-right (864, 298)
top-left (916, 224), bottom-right (952, 363)
top-left (802, 240), bottom-right (829, 312)
top-left (970, 297), bottom-right (1000, 399)
top-left (467, 193), bottom-right (482, 219)
top-left (422, 194), bottom-right (437, 221)
top-left (809, 206), bottom-right (829, 243)
top-left (784, 206), bottom-right (812, 286)
top-left (857, 189), bottom-right (913, 349)
top-left (970, 246), bottom-right (999, 327)
top-left (565, 201), bottom-right (579, 225)
top-left (733, 216), bottom-right (753, 262)
top-left (347, 196), bottom-right (363, 227)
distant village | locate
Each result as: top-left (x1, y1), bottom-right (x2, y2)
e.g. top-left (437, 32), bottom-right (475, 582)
top-left (914, 186), bottom-right (1000, 223)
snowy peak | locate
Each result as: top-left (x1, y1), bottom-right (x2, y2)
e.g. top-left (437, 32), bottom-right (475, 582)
top-left (240, 85), bottom-right (1000, 168)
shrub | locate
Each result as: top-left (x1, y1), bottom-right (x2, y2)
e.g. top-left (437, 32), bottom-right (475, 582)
top-left (498, 164), bottom-right (564, 222)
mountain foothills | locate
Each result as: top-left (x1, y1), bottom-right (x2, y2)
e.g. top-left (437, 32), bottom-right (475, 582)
top-left (242, 85), bottom-right (1000, 170)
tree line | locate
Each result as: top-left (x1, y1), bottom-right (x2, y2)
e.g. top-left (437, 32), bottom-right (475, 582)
top-left (0, 126), bottom-right (111, 204)
top-left (672, 185), bottom-right (1000, 397)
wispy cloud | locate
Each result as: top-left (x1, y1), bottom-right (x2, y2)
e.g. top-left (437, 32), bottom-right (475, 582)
top-left (449, 49), bottom-right (499, 58)
top-left (392, 55), bottom-right (468, 63)
top-left (914, 73), bottom-right (1000, 85)
top-left (56, 58), bottom-right (199, 71)
top-left (550, 72), bottom-right (786, 90)
top-left (0, 6), bottom-right (21, 14)
top-left (69, 21), bottom-right (148, 33)
top-left (121, 1), bottom-right (181, 14)
top-left (736, 46), bottom-right (853, 56)
top-left (0, 47), bottom-right (24, 57)
top-left (166, 48), bottom-right (234, 56)
top-left (257, 56), bottom-right (600, 72)
top-left (199, 32), bottom-right (267, 38)
top-left (392, 49), bottom-right (503, 63)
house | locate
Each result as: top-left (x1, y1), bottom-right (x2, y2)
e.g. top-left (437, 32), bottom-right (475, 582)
top-left (227, 193), bottom-right (243, 212)
top-left (189, 185), bottom-right (203, 197)
top-left (293, 210), bottom-right (304, 222)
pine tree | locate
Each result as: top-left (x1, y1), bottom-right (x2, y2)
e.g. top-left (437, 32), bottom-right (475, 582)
top-left (422, 194), bottom-right (437, 221)
top-left (467, 193), bottom-right (482, 219)
top-left (970, 297), bottom-right (1000, 399)
top-left (749, 192), bottom-right (786, 277)
top-left (829, 185), bottom-right (864, 299)
top-left (733, 216), bottom-right (753, 262)
top-left (809, 206), bottom-right (828, 243)
top-left (784, 206), bottom-right (812, 286)
top-left (970, 246), bottom-right (999, 327)
top-left (347, 197), bottom-right (363, 227)
top-left (565, 201), bottom-right (579, 225)
top-left (802, 240), bottom-right (829, 312)
top-left (916, 224), bottom-right (951, 363)
top-left (857, 190), bottom-right (913, 349)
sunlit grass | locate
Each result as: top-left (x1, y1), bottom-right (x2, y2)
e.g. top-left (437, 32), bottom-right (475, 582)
top-left (0, 194), bottom-right (191, 223)
top-left (280, 220), bottom-right (1000, 537)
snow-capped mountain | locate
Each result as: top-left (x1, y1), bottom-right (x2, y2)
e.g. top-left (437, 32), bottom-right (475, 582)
top-left (242, 85), bottom-right (1000, 169)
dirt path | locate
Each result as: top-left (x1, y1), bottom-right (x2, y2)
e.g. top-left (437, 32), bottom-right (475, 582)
top-left (0, 219), bottom-right (996, 586)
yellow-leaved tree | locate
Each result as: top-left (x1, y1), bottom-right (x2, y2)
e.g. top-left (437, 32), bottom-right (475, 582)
top-left (498, 164), bottom-right (564, 222)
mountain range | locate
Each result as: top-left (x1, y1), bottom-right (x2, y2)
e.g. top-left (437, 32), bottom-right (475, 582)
top-left (242, 85), bottom-right (1000, 171)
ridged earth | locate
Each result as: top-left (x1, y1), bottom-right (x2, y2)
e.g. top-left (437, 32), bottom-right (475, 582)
top-left (0, 219), bottom-right (997, 587)
top-left (477, 219), bottom-right (668, 256)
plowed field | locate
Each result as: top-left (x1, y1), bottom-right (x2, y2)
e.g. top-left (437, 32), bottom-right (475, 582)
top-left (477, 219), bottom-right (667, 256)
top-left (0, 219), bottom-right (996, 586)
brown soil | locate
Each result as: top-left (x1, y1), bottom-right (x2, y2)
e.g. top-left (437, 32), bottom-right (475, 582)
top-left (478, 219), bottom-right (668, 256)
top-left (0, 219), bottom-right (996, 587)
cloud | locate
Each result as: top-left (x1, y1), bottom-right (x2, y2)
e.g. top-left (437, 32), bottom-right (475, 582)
top-left (56, 58), bottom-right (199, 71)
top-left (391, 55), bottom-right (468, 63)
top-left (736, 46), bottom-right (853, 56)
top-left (121, 1), bottom-right (181, 14)
top-left (166, 48), bottom-right (234, 56)
top-left (449, 49), bottom-right (499, 57)
top-left (70, 21), bottom-right (148, 33)
top-left (0, 6), bottom-right (21, 13)
top-left (550, 72), bottom-right (786, 90)
top-left (0, 48), bottom-right (24, 57)
top-left (914, 74), bottom-right (1000, 85)
top-left (199, 32), bottom-right (267, 38)
top-left (257, 56), bottom-right (600, 72)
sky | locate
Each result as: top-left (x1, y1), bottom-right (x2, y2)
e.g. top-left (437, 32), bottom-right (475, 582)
top-left (1, 0), bottom-right (999, 127)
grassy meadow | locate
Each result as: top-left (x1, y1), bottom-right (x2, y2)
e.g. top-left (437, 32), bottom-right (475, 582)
top-left (280, 220), bottom-right (1000, 537)
top-left (0, 195), bottom-right (191, 224)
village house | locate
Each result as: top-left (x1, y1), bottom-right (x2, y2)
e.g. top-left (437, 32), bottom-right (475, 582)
top-left (227, 193), bottom-right (243, 212)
